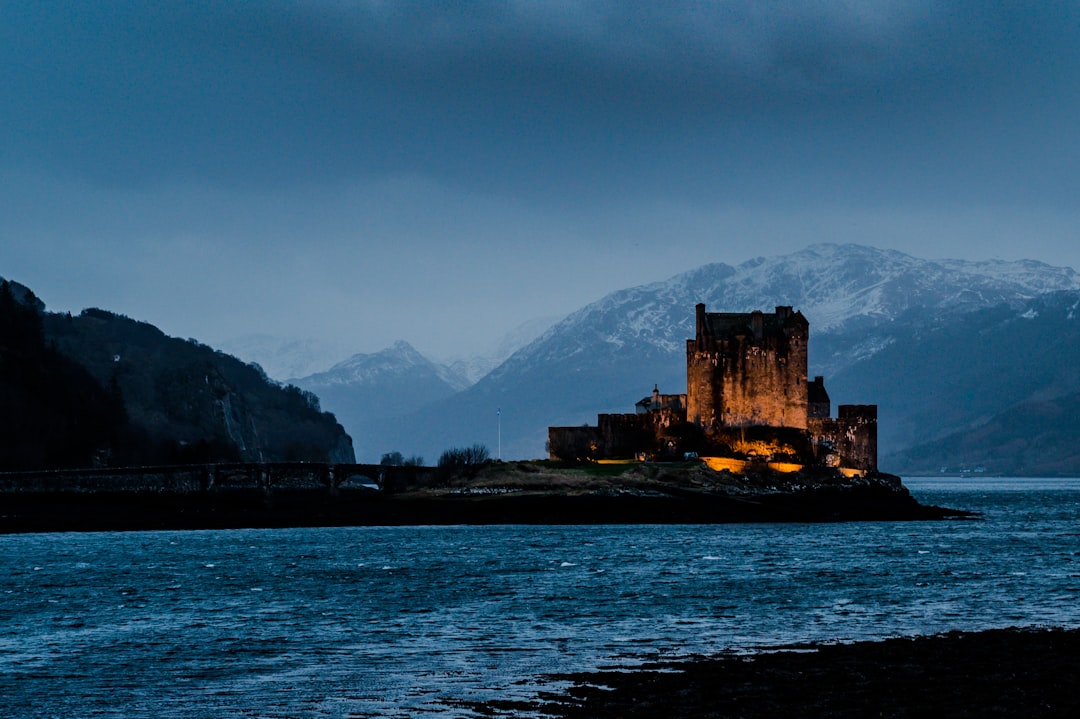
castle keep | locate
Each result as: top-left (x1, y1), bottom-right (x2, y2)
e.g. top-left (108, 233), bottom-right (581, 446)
top-left (548, 304), bottom-right (878, 474)
top-left (687, 304), bottom-right (808, 430)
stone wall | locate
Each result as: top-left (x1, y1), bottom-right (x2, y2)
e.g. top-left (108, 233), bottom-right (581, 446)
top-left (547, 426), bottom-right (603, 462)
top-left (598, 413), bottom-right (657, 458)
top-left (686, 305), bottom-right (808, 431)
top-left (808, 405), bottom-right (878, 472)
top-left (550, 407), bottom-right (696, 462)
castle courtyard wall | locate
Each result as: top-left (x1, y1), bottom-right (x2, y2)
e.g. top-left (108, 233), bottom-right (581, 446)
top-left (808, 405), bottom-right (878, 473)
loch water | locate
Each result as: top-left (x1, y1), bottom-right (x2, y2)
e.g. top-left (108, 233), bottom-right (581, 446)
top-left (2, 477), bottom-right (1079, 718)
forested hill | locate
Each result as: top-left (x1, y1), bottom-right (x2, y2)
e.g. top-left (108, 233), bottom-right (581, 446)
top-left (0, 279), bottom-right (354, 471)
top-left (1, 281), bottom-right (127, 469)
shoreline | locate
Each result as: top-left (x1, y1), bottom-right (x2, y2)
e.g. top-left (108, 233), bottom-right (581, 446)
top-left (463, 626), bottom-right (1080, 718)
top-left (0, 462), bottom-right (973, 533)
top-left (0, 489), bottom-right (967, 534)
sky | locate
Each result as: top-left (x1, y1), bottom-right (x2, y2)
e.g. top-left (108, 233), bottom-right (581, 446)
top-left (3, 1), bottom-right (1080, 363)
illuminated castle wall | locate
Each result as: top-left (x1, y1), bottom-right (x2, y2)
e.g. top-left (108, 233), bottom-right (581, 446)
top-left (548, 304), bottom-right (878, 473)
top-left (686, 304), bottom-right (809, 431)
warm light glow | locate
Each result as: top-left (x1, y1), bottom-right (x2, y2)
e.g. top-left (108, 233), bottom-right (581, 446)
top-left (701, 457), bottom-right (748, 473)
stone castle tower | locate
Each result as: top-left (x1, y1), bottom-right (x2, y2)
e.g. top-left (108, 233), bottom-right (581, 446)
top-left (548, 303), bottom-right (877, 473)
top-left (686, 304), bottom-right (809, 430)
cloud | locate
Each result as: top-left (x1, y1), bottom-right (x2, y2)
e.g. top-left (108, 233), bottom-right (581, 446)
top-left (3, 1), bottom-right (1080, 361)
top-left (4, 1), bottom-right (1077, 194)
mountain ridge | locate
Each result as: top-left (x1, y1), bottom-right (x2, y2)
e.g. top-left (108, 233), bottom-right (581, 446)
top-left (345, 244), bottom-right (1080, 463)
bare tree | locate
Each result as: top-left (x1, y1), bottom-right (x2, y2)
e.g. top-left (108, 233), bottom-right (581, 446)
top-left (380, 451), bottom-right (405, 466)
top-left (437, 443), bottom-right (490, 480)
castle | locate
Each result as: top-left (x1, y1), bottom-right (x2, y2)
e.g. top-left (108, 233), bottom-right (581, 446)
top-left (547, 304), bottom-right (878, 474)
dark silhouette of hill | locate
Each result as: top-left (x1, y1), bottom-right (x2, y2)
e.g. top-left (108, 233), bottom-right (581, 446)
top-left (826, 291), bottom-right (1080, 476)
top-left (0, 281), bottom-right (127, 469)
top-left (0, 279), bottom-right (353, 470)
top-left (886, 391), bottom-right (1080, 476)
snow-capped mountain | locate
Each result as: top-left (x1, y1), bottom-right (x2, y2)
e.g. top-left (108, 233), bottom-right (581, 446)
top-left (440, 315), bottom-right (562, 385)
top-left (291, 341), bottom-right (470, 462)
top-left (222, 315), bottom-right (561, 389)
top-left (216, 334), bottom-right (357, 382)
top-left (280, 319), bottom-right (561, 461)
top-left (491, 244), bottom-right (1080, 381)
top-left (359, 244), bottom-right (1080, 463)
top-left (296, 340), bottom-right (470, 392)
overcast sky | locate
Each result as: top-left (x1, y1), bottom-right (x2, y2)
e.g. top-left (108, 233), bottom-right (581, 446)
top-left (3, 1), bottom-right (1079, 360)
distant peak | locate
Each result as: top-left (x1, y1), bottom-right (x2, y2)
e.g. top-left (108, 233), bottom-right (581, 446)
top-left (387, 339), bottom-right (422, 357)
top-left (329, 340), bottom-right (429, 370)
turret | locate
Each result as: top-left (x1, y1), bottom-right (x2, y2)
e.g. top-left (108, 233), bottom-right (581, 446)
top-left (750, 310), bottom-right (764, 340)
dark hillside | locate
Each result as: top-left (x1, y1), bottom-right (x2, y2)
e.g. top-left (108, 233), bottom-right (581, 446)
top-left (0, 275), bottom-right (353, 470)
top-left (825, 291), bottom-right (1080, 475)
top-left (43, 308), bottom-right (354, 465)
top-left (885, 392), bottom-right (1080, 476)
top-left (0, 282), bottom-right (127, 469)
top-left (829, 293), bottom-right (1080, 454)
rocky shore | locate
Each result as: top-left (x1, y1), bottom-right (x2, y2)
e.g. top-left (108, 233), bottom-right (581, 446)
top-left (0, 460), bottom-right (969, 533)
top-left (465, 627), bottom-right (1080, 718)
top-left (366, 461), bottom-right (969, 526)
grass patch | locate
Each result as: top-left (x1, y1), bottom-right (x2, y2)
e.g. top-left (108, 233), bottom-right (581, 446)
top-left (576, 463), bottom-right (639, 477)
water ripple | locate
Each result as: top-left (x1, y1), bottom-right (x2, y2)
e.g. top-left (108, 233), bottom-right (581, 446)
top-left (1, 478), bottom-right (1079, 717)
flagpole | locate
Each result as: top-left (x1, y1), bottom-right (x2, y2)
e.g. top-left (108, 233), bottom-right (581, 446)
top-left (497, 408), bottom-right (502, 461)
